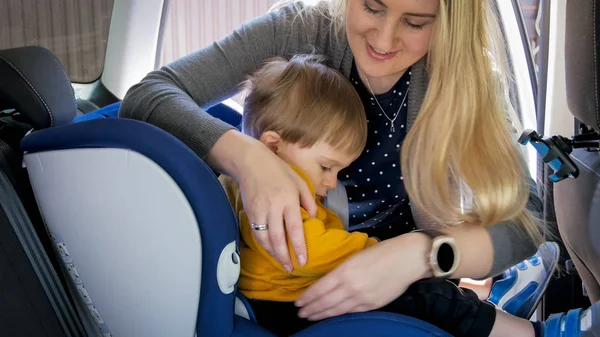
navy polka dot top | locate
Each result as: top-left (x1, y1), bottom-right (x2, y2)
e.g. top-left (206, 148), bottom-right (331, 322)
top-left (339, 62), bottom-right (417, 240)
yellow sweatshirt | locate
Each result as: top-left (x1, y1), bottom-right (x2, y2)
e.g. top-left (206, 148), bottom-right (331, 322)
top-left (218, 167), bottom-right (378, 302)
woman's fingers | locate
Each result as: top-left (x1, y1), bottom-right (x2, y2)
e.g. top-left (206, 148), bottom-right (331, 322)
top-left (237, 142), bottom-right (312, 271)
top-left (296, 172), bottom-right (317, 218)
top-left (307, 303), bottom-right (369, 322)
top-left (297, 286), bottom-right (350, 319)
top-left (268, 203), bottom-right (292, 272)
top-left (282, 166), bottom-right (314, 266)
top-left (305, 299), bottom-right (361, 321)
top-left (296, 271), bottom-right (340, 307)
top-left (248, 163), bottom-right (312, 271)
top-left (248, 210), bottom-right (274, 257)
top-left (283, 204), bottom-right (307, 266)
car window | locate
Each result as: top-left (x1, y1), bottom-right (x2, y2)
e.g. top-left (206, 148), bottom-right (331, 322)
top-left (0, 0), bottom-right (115, 84)
top-left (160, 0), bottom-right (278, 66)
top-left (518, 0), bottom-right (541, 69)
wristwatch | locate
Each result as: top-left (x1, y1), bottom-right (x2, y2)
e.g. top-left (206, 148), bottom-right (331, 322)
top-left (420, 229), bottom-right (460, 278)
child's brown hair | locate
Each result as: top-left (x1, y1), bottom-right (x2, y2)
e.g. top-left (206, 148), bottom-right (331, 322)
top-left (242, 54), bottom-right (366, 156)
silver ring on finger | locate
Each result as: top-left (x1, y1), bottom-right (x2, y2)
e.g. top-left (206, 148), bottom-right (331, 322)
top-left (251, 223), bottom-right (268, 231)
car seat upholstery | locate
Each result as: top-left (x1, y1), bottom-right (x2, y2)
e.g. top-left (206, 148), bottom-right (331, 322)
top-left (0, 46), bottom-right (77, 129)
top-left (557, 0), bottom-right (600, 303)
top-left (21, 118), bottom-right (243, 337)
top-left (0, 46), bottom-right (87, 337)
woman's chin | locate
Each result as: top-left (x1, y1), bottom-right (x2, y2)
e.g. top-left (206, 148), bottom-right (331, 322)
top-left (356, 58), bottom-right (399, 80)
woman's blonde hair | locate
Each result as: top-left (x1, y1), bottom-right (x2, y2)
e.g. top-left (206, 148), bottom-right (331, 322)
top-left (242, 54), bottom-right (367, 156)
top-left (273, 0), bottom-right (543, 243)
top-left (407, 0), bottom-right (542, 241)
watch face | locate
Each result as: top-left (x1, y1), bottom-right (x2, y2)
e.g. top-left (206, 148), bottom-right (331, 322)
top-left (437, 242), bottom-right (455, 273)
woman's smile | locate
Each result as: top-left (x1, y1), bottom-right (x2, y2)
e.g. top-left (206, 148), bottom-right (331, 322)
top-left (366, 41), bottom-right (398, 61)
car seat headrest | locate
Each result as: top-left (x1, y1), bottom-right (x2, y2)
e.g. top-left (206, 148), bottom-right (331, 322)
top-left (565, 0), bottom-right (600, 131)
top-left (0, 46), bottom-right (76, 129)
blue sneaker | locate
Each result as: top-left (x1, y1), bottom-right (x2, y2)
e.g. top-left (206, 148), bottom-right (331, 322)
top-left (487, 241), bottom-right (560, 319)
top-left (543, 301), bottom-right (599, 336)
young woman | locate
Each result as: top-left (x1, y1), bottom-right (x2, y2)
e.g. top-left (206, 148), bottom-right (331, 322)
top-left (120, 0), bottom-right (592, 335)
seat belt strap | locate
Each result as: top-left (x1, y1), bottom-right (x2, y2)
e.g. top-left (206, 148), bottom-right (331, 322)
top-left (324, 181), bottom-right (349, 230)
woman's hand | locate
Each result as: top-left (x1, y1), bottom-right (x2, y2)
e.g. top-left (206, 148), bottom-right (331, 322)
top-left (208, 130), bottom-right (318, 271)
top-left (295, 232), bottom-right (432, 321)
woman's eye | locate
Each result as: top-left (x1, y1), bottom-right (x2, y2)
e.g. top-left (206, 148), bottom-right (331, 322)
top-left (404, 20), bottom-right (425, 30)
top-left (321, 165), bottom-right (332, 172)
top-left (362, 1), bottom-right (383, 15)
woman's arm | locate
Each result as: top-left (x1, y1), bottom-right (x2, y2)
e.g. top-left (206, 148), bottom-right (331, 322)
top-left (407, 177), bottom-right (542, 279)
top-left (295, 224), bottom-right (521, 320)
top-left (430, 182), bottom-right (541, 279)
top-left (446, 178), bottom-right (542, 278)
top-left (415, 179), bottom-right (542, 279)
top-left (485, 179), bottom-right (542, 276)
top-left (295, 181), bottom-right (544, 319)
top-left (119, 3), bottom-right (318, 163)
top-left (119, 3), bottom-right (327, 270)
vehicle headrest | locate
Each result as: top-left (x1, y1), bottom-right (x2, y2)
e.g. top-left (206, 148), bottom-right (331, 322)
top-left (0, 46), bottom-right (76, 129)
top-left (565, 0), bottom-right (600, 131)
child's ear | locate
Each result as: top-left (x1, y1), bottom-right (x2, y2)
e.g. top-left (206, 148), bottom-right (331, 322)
top-left (260, 131), bottom-right (282, 152)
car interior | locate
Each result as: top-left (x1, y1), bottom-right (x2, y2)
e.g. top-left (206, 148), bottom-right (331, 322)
top-left (0, 0), bottom-right (598, 336)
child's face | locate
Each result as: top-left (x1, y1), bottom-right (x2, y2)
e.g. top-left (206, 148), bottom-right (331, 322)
top-left (277, 141), bottom-right (359, 197)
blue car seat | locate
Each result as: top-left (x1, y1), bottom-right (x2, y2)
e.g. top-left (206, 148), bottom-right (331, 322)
top-left (72, 100), bottom-right (243, 130)
top-left (12, 46), bottom-right (452, 337)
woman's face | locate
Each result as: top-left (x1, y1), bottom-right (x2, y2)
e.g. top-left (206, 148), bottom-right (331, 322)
top-left (346, 0), bottom-right (439, 86)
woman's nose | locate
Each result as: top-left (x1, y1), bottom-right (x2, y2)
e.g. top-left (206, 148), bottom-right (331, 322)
top-left (372, 20), bottom-right (399, 51)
